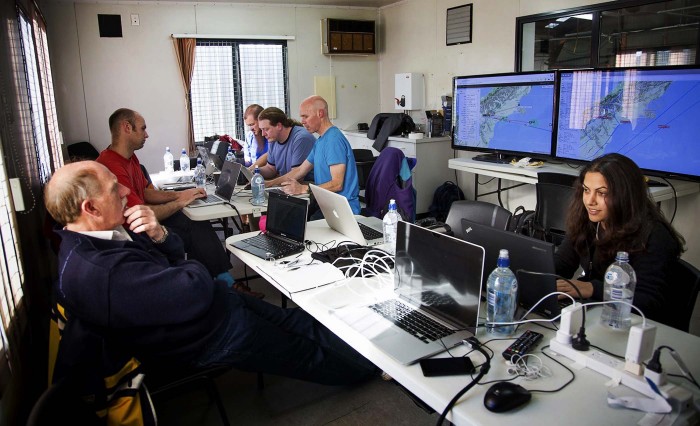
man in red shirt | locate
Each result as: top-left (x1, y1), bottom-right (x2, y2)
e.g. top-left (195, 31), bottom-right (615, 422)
top-left (97, 108), bottom-right (262, 298)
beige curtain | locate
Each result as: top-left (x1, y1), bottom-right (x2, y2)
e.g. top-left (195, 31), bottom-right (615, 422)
top-left (173, 38), bottom-right (196, 154)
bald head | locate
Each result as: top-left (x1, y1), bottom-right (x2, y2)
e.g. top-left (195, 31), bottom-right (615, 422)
top-left (301, 96), bottom-right (328, 115)
top-left (45, 161), bottom-right (106, 225)
top-left (299, 95), bottom-right (331, 135)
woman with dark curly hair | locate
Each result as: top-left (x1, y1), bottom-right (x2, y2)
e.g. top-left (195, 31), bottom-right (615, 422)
top-left (554, 153), bottom-right (685, 321)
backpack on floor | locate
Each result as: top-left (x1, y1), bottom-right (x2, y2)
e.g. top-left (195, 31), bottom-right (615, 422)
top-left (428, 181), bottom-right (464, 223)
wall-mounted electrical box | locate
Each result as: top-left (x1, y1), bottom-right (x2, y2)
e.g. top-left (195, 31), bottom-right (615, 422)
top-left (395, 73), bottom-right (424, 110)
top-left (321, 18), bottom-right (376, 55)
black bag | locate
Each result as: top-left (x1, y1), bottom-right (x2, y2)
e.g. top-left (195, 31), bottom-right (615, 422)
top-left (507, 205), bottom-right (535, 236)
top-left (428, 181), bottom-right (465, 223)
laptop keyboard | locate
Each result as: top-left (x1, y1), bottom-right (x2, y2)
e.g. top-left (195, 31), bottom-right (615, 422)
top-left (244, 234), bottom-right (301, 256)
top-left (358, 222), bottom-right (383, 240)
top-left (369, 299), bottom-right (453, 344)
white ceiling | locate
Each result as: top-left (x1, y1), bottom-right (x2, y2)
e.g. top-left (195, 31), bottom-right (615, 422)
top-left (39, 0), bottom-right (403, 7)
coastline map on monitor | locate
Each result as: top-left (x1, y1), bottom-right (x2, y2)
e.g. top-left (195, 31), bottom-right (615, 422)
top-left (452, 71), bottom-right (556, 157)
top-left (555, 67), bottom-right (700, 179)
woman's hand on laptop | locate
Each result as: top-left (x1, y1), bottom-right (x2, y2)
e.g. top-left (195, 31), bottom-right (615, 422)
top-left (556, 279), bottom-right (593, 299)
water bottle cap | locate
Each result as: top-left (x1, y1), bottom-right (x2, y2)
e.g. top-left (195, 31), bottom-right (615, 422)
top-left (497, 249), bottom-right (510, 267)
top-left (166, 147), bottom-right (170, 151)
top-left (182, 149), bottom-right (186, 154)
top-left (197, 158), bottom-right (202, 164)
top-left (389, 199), bottom-right (397, 209)
top-left (615, 251), bottom-right (629, 261)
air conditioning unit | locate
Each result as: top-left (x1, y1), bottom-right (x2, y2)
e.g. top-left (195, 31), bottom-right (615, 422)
top-left (321, 18), bottom-right (376, 55)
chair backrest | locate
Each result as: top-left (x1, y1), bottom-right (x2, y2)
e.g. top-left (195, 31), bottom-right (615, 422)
top-left (352, 149), bottom-right (376, 191)
top-left (66, 142), bottom-right (99, 162)
top-left (534, 173), bottom-right (576, 246)
top-left (663, 258), bottom-right (700, 332)
top-left (445, 200), bottom-right (512, 239)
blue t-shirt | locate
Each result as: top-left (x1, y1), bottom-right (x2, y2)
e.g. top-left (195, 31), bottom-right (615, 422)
top-left (306, 126), bottom-right (360, 213)
top-left (243, 131), bottom-right (269, 167)
top-left (267, 126), bottom-right (315, 181)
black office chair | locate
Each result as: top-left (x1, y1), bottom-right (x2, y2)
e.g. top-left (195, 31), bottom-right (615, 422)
top-left (445, 200), bottom-right (512, 239)
top-left (66, 141), bottom-right (100, 162)
top-left (662, 259), bottom-right (700, 333)
top-left (353, 149), bottom-right (376, 202)
top-left (532, 172), bottom-right (577, 246)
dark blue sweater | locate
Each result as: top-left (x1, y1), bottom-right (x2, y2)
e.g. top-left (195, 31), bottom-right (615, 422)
top-left (55, 228), bottom-right (228, 365)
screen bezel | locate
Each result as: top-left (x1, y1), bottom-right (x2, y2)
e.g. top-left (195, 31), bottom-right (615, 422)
top-left (450, 70), bottom-right (558, 160)
top-left (553, 65), bottom-right (700, 183)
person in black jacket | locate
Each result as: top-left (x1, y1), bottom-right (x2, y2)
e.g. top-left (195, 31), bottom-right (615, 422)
top-left (554, 153), bottom-right (685, 322)
top-left (45, 161), bottom-right (376, 385)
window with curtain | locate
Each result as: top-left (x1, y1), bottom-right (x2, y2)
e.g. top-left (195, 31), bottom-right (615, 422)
top-left (18, 9), bottom-right (53, 185)
top-left (190, 40), bottom-right (289, 142)
top-left (0, 3), bottom-right (63, 367)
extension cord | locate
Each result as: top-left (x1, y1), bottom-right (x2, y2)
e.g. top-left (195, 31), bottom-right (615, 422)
top-left (550, 338), bottom-right (677, 399)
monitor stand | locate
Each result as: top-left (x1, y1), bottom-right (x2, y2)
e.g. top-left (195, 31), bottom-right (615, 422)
top-left (472, 153), bottom-right (517, 164)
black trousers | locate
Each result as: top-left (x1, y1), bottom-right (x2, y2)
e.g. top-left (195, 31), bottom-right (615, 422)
top-left (162, 211), bottom-right (231, 277)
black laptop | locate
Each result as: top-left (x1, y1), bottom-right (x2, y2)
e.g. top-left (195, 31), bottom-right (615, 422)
top-left (460, 218), bottom-right (561, 318)
top-left (231, 192), bottom-right (309, 260)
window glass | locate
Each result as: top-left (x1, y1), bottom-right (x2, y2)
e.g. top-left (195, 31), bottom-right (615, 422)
top-left (191, 41), bottom-right (288, 141)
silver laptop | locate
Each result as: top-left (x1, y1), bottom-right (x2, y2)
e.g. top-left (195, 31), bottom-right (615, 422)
top-left (335, 221), bottom-right (485, 365)
top-left (309, 184), bottom-right (384, 246)
top-left (240, 165), bottom-right (254, 182)
top-left (188, 161), bottom-right (241, 207)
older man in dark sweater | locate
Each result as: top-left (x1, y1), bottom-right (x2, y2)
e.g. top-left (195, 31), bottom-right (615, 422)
top-left (45, 161), bottom-right (376, 384)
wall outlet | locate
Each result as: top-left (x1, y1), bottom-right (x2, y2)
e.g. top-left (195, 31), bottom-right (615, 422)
top-left (131, 14), bottom-right (140, 26)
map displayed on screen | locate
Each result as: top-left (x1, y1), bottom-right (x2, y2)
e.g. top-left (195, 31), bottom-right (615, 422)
top-left (556, 68), bottom-right (700, 178)
top-left (452, 72), bottom-right (555, 156)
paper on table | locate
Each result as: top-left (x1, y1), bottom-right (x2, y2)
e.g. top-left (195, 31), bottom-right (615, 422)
top-left (256, 262), bottom-right (345, 294)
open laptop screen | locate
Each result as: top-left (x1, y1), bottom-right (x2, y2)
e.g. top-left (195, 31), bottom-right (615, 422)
top-left (266, 192), bottom-right (308, 243)
top-left (460, 218), bottom-right (559, 317)
top-left (394, 221), bottom-right (484, 332)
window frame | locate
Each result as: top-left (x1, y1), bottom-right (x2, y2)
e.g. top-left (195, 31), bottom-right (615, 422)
top-left (515, 0), bottom-right (700, 71)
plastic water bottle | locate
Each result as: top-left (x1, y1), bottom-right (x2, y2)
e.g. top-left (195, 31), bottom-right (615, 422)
top-left (163, 147), bottom-right (174, 173)
top-left (601, 251), bottom-right (637, 330)
top-left (486, 249), bottom-right (518, 336)
top-left (194, 158), bottom-right (206, 188)
top-left (225, 147), bottom-right (235, 163)
top-left (382, 199), bottom-right (400, 254)
top-left (251, 167), bottom-right (265, 205)
top-left (179, 149), bottom-right (189, 172)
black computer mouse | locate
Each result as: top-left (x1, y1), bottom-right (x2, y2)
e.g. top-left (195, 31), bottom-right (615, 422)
top-left (483, 382), bottom-right (532, 413)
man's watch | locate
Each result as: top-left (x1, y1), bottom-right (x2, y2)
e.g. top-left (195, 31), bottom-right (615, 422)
top-left (306, 185), bottom-right (311, 195)
top-left (151, 225), bottom-right (169, 244)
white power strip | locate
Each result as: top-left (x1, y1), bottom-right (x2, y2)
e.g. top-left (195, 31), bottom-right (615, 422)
top-left (549, 338), bottom-right (670, 398)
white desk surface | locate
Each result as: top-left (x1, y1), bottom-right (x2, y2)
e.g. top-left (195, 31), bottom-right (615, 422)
top-left (227, 220), bottom-right (700, 425)
top-left (449, 156), bottom-right (700, 203)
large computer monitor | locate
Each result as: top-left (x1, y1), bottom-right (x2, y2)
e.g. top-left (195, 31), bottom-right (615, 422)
top-left (555, 66), bottom-right (700, 182)
top-left (451, 71), bottom-right (557, 163)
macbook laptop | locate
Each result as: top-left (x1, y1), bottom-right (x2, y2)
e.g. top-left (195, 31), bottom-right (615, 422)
top-left (460, 218), bottom-right (560, 318)
top-left (335, 221), bottom-right (485, 365)
top-left (231, 191), bottom-right (309, 260)
top-left (188, 161), bottom-right (241, 208)
top-left (309, 184), bottom-right (384, 246)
